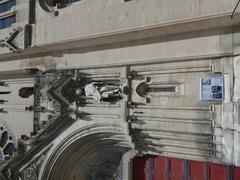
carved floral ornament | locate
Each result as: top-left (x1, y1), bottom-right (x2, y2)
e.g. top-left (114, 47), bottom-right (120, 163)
top-left (23, 167), bottom-right (37, 180)
top-left (19, 146), bottom-right (52, 180)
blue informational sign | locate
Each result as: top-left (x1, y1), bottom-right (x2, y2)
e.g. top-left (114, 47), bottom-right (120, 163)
top-left (200, 75), bottom-right (224, 101)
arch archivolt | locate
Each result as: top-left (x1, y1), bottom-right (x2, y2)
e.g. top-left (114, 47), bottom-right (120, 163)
top-left (37, 123), bottom-right (134, 180)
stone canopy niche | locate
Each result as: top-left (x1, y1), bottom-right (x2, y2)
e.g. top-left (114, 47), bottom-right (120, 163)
top-left (39, 0), bottom-right (81, 12)
top-left (39, 0), bottom-right (57, 12)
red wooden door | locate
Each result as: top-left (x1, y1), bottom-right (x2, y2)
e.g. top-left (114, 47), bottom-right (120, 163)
top-left (153, 156), bottom-right (169, 180)
top-left (132, 156), bottom-right (147, 180)
top-left (189, 160), bottom-right (206, 180)
top-left (133, 155), bottom-right (240, 180)
top-left (208, 163), bottom-right (227, 180)
top-left (169, 158), bottom-right (184, 180)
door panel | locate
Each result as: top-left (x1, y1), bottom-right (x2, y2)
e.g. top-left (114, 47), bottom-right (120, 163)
top-left (189, 161), bottom-right (206, 180)
top-left (208, 163), bottom-right (227, 180)
top-left (153, 156), bottom-right (169, 180)
top-left (132, 156), bottom-right (147, 180)
top-left (233, 167), bottom-right (240, 180)
top-left (169, 158), bottom-right (184, 180)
